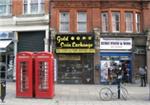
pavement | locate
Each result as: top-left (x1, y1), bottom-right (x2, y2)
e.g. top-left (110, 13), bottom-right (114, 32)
top-left (1, 82), bottom-right (150, 105)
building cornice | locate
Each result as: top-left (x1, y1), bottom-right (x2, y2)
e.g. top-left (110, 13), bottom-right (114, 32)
top-left (0, 15), bottom-right (49, 26)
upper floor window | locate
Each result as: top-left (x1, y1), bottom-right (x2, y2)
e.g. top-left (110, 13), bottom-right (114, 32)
top-left (24, 0), bottom-right (44, 14)
top-left (59, 12), bottom-right (69, 32)
top-left (77, 12), bottom-right (87, 32)
top-left (0, 0), bottom-right (12, 16)
top-left (101, 12), bottom-right (109, 32)
top-left (125, 12), bottom-right (133, 32)
top-left (135, 13), bottom-right (141, 33)
top-left (112, 12), bottom-right (120, 32)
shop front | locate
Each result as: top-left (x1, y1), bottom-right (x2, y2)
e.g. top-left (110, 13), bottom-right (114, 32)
top-left (100, 38), bottom-right (132, 84)
top-left (55, 33), bottom-right (95, 84)
top-left (0, 32), bottom-right (14, 80)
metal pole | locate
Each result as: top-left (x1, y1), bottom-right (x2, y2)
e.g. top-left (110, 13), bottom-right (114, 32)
top-left (118, 78), bottom-right (120, 99)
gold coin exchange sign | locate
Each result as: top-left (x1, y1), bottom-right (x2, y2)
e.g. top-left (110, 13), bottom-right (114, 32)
top-left (55, 34), bottom-right (95, 53)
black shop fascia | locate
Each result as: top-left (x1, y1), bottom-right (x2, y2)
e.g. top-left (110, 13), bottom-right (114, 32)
top-left (55, 33), bottom-right (95, 53)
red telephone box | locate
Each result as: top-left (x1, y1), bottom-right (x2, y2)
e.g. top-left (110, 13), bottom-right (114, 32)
top-left (16, 52), bottom-right (34, 97)
top-left (34, 52), bottom-right (54, 98)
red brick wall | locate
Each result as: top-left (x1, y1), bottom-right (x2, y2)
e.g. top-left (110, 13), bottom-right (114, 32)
top-left (143, 2), bottom-right (150, 30)
top-left (12, 0), bottom-right (23, 16)
top-left (50, 1), bottom-right (146, 33)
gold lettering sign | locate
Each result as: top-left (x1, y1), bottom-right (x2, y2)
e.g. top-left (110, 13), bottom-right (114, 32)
top-left (56, 49), bottom-right (95, 53)
top-left (56, 34), bottom-right (94, 49)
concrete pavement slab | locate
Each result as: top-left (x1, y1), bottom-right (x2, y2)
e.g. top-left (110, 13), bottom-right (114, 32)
top-left (0, 82), bottom-right (150, 105)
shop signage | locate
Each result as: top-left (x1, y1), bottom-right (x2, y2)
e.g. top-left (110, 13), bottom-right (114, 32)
top-left (58, 55), bottom-right (81, 61)
top-left (56, 34), bottom-right (95, 53)
top-left (56, 48), bottom-right (95, 53)
top-left (100, 38), bottom-right (132, 50)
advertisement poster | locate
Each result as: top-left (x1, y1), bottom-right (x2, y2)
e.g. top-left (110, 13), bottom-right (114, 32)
top-left (100, 60), bottom-right (119, 83)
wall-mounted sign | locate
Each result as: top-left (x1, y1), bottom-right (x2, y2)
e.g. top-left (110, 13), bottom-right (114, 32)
top-left (56, 34), bottom-right (95, 53)
top-left (58, 55), bottom-right (81, 61)
top-left (56, 48), bottom-right (95, 53)
top-left (100, 38), bottom-right (132, 50)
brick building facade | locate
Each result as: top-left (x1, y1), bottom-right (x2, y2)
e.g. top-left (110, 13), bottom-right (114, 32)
top-left (50, 0), bottom-right (150, 84)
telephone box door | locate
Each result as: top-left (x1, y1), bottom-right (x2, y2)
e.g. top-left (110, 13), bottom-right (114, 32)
top-left (35, 52), bottom-right (54, 98)
top-left (16, 52), bottom-right (34, 97)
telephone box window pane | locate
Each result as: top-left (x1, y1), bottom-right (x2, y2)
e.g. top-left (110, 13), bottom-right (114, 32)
top-left (39, 61), bottom-right (48, 91)
top-left (20, 62), bottom-right (29, 92)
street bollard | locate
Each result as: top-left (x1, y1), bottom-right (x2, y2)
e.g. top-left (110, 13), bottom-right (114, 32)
top-left (0, 81), bottom-right (6, 102)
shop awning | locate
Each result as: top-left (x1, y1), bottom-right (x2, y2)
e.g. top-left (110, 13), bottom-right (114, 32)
top-left (0, 40), bottom-right (12, 52)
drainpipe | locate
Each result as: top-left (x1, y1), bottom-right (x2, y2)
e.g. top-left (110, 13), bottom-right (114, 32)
top-left (93, 28), bottom-right (100, 84)
top-left (13, 31), bottom-right (18, 81)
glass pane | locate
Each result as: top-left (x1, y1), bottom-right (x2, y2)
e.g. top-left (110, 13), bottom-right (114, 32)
top-left (40, 0), bottom-right (44, 3)
top-left (40, 3), bottom-right (44, 13)
top-left (24, 0), bottom-right (28, 4)
top-left (24, 4), bottom-right (27, 14)
top-left (8, 5), bottom-right (12, 14)
top-left (6, 0), bottom-right (11, 4)
top-left (60, 23), bottom-right (69, 32)
top-left (136, 14), bottom-right (140, 32)
top-left (125, 13), bottom-right (133, 32)
top-left (31, 0), bottom-right (38, 3)
top-left (0, 0), bottom-right (5, 4)
top-left (60, 12), bottom-right (69, 22)
top-left (20, 62), bottom-right (29, 91)
top-left (77, 23), bottom-right (86, 32)
top-left (31, 4), bottom-right (38, 14)
top-left (39, 62), bottom-right (49, 90)
top-left (101, 13), bottom-right (109, 32)
top-left (0, 5), bottom-right (6, 15)
top-left (78, 12), bottom-right (87, 22)
top-left (112, 12), bottom-right (120, 32)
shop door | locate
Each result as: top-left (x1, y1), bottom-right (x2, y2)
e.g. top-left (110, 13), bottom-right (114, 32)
top-left (82, 54), bottom-right (94, 84)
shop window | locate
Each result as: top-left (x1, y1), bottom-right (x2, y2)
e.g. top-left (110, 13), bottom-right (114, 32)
top-left (59, 12), bottom-right (69, 33)
top-left (24, 0), bottom-right (44, 14)
top-left (0, 0), bottom-right (12, 16)
top-left (112, 12), bottom-right (120, 32)
top-left (125, 12), bottom-right (133, 32)
top-left (101, 12), bottom-right (109, 32)
top-left (77, 12), bottom-right (87, 32)
top-left (135, 13), bottom-right (141, 33)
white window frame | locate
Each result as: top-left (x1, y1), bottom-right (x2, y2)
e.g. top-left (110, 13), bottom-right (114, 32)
top-left (101, 12), bottom-right (109, 32)
top-left (23, 0), bottom-right (44, 15)
top-left (0, 0), bottom-right (12, 16)
top-left (112, 12), bottom-right (120, 32)
top-left (125, 12), bottom-right (133, 33)
top-left (77, 12), bottom-right (87, 32)
top-left (59, 12), bottom-right (69, 33)
top-left (135, 13), bottom-right (141, 33)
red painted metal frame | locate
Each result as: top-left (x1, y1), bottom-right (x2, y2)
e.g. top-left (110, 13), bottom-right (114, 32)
top-left (34, 52), bottom-right (54, 98)
top-left (16, 51), bottom-right (34, 98)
